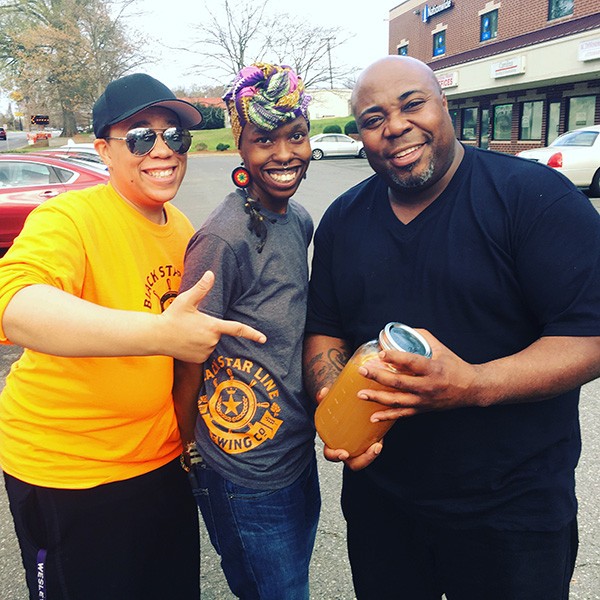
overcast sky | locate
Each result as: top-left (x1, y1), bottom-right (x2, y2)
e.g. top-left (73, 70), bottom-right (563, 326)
top-left (134, 0), bottom-right (399, 91)
top-left (1, 0), bottom-right (401, 113)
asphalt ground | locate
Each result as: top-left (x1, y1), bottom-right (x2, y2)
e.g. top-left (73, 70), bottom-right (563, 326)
top-left (1, 154), bottom-right (599, 599)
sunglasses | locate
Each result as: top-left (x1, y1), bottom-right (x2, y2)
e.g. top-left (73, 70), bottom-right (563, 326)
top-left (106, 127), bottom-right (192, 156)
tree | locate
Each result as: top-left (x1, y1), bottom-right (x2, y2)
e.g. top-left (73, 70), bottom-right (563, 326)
top-left (0, 0), bottom-right (146, 136)
top-left (1, 97), bottom-right (17, 129)
top-left (190, 0), bottom-right (271, 81)
top-left (265, 14), bottom-right (357, 89)
top-left (186, 0), bottom-right (357, 89)
top-left (172, 83), bottom-right (227, 99)
top-left (193, 103), bottom-right (225, 130)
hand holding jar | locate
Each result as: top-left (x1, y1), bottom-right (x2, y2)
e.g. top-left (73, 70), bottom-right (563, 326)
top-left (314, 323), bottom-right (432, 458)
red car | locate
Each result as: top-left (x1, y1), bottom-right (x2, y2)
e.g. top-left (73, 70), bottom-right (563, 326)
top-left (0, 153), bottom-right (109, 252)
top-left (0, 127), bottom-right (6, 141)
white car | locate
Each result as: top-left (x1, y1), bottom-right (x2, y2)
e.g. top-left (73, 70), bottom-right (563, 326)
top-left (310, 133), bottom-right (366, 160)
top-left (41, 141), bottom-right (107, 171)
top-left (516, 125), bottom-right (600, 195)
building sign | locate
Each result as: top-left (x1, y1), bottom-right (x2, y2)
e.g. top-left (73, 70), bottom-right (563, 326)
top-left (436, 71), bottom-right (459, 89)
top-left (491, 56), bottom-right (526, 78)
top-left (422, 0), bottom-right (454, 23)
top-left (578, 39), bottom-right (600, 62)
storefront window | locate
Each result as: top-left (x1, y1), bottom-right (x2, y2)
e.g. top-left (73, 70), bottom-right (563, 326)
top-left (567, 96), bottom-right (596, 130)
top-left (548, 0), bottom-right (573, 20)
top-left (480, 10), bottom-right (498, 41)
top-left (547, 102), bottom-right (561, 144)
top-left (449, 109), bottom-right (458, 134)
top-left (493, 104), bottom-right (513, 140)
top-left (433, 31), bottom-right (446, 57)
top-left (461, 108), bottom-right (478, 140)
top-left (520, 101), bottom-right (543, 140)
top-left (480, 108), bottom-right (490, 150)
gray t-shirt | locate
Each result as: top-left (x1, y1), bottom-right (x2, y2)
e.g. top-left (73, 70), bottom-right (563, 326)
top-left (180, 190), bottom-right (316, 489)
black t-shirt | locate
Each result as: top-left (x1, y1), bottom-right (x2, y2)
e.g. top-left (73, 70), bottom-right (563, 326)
top-left (307, 146), bottom-right (600, 530)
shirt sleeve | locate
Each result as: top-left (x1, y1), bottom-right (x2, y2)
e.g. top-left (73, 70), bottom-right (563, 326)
top-left (513, 185), bottom-right (600, 337)
top-left (180, 231), bottom-right (242, 320)
top-left (0, 200), bottom-right (86, 341)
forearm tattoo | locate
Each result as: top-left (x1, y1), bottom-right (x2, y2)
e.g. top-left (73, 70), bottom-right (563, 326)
top-left (305, 345), bottom-right (350, 400)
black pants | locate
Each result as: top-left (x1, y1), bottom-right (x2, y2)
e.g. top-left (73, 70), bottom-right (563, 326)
top-left (342, 469), bottom-right (578, 600)
top-left (4, 459), bottom-right (200, 600)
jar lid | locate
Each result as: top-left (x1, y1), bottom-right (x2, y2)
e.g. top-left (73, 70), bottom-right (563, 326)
top-left (379, 322), bottom-right (432, 358)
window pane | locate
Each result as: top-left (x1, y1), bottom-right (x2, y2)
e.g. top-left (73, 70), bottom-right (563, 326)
top-left (547, 102), bottom-right (561, 144)
top-left (15, 162), bottom-right (52, 185)
top-left (568, 96), bottom-right (595, 130)
top-left (398, 45), bottom-right (408, 56)
top-left (548, 0), bottom-right (573, 20)
top-left (54, 167), bottom-right (75, 183)
top-left (480, 10), bottom-right (498, 41)
top-left (553, 130), bottom-right (598, 147)
top-left (449, 109), bottom-right (458, 131)
top-left (461, 108), bottom-right (478, 140)
top-left (433, 31), bottom-right (446, 57)
top-left (493, 104), bottom-right (513, 140)
top-left (520, 101), bottom-right (543, 140)
top-left (480, 108), bottom-right (490, 149)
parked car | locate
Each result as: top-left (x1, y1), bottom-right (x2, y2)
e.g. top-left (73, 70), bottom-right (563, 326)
top-left (309, 133), bottom-right (366, 160)
top-left (41, 142), bottom-right (107, 170)
top-left (0, 153), bottom-right (109, 251)
top-left (516, 125), bottom-right (600, 195)
top-left (0, 127), bottom-right (6, 141)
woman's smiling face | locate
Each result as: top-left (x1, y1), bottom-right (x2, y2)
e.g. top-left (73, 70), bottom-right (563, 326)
top-left (238, 116), bottom-right (311, 214)
top-left (95, 106), bottom-right (187, 223)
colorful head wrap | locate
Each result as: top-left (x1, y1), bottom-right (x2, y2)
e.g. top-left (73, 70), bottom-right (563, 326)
top-left (223, 63), bottom-right (311, 147)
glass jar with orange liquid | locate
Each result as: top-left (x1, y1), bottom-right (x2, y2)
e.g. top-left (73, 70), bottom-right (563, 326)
top-left (314, 322), bottom-right (432, 458)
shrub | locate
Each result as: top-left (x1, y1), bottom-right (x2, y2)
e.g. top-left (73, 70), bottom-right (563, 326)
top-left (323, 124), bottom-right (342, 134)
top-left (194, 142), bottom-right (208, 151)
top-left (216, 143), bottom-right (230, 151)
top-left (344, 120), bottom-right (358, 135)
top-left (193, 104), bottom-right (225, 130)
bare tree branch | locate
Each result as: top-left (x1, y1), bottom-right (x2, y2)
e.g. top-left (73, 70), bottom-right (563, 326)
top-left (179, 0), bottom-right (357, 89)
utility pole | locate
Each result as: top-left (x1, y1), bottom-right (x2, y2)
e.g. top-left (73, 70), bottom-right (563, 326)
top-left (326, 38), bottom-right (333, 89)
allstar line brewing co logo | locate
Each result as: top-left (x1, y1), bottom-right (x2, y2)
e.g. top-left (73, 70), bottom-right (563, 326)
top-left (200, 357), bottom-right (283, 454)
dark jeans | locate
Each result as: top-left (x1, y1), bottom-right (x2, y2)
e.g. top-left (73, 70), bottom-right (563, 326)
top-left (190, 454), bottom-right (321, 600)
top-left (342, 469), bottom-right (578, 600)
top-left (4, 458), bottom-right (200, 600)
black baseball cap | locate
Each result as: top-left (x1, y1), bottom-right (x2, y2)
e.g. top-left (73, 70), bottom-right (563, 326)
top-left (93, 73), bottom-right (202, 138)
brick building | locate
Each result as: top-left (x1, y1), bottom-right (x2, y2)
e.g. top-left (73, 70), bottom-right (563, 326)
top-left (388, 0), bottom-right (600, 154)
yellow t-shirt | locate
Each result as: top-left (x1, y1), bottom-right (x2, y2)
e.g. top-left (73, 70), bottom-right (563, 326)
top-left (0, 183), bottom-right (195, 488)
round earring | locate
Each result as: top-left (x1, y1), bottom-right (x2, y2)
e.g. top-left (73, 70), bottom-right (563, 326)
top-left (232, 165), bottom-right (251, 188)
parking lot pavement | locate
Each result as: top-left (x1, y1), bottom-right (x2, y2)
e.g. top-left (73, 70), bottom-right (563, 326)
top-left (0, 342), bottom-right (355, 599)
top-left (0, 156), bottom-right (599, 598)
top-left (1, 339), bottom-right (599, 598)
